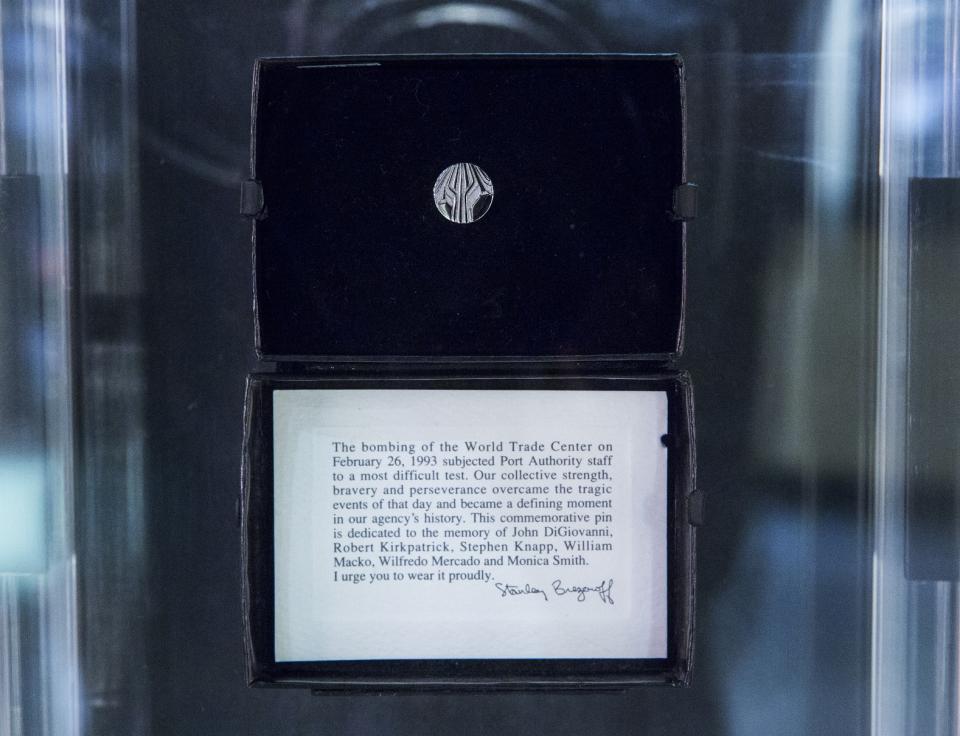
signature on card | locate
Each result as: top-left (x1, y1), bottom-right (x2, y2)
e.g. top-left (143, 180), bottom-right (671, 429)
top-left (493, 579), bottom-right (614, 604)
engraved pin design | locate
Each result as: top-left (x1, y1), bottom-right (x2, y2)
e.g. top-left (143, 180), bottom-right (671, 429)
top-left (433, 163), bottom-right (494, 224)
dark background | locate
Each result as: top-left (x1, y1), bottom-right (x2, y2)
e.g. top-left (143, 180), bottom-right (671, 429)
top-left (70, 1), bottom-right (879, 734)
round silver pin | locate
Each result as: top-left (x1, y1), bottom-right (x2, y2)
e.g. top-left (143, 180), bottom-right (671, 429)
top-left (433, 163), bottom-right (494, 224)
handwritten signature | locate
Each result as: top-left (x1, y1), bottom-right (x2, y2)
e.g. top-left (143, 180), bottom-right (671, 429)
top-left (494, 582), bottom-right (549, 602)
top-left (552, 578), bottom-right (614, 604)
top-left (493, 579), bottom-right (614, 604)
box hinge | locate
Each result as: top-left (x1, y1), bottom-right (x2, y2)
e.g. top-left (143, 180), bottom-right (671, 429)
top-left (671, 182), bottom-right (698, 222)
top-left (240, 179), bottom-right (266, 219)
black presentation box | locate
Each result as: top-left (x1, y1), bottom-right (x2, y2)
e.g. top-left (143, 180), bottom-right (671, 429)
top-left (241, 54), bottom-right (699, 692)
top-left (246, 54), bottom-right (691, 362)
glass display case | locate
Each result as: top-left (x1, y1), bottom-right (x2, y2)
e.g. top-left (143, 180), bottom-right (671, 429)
top-left (0, 0), bottom-right (957, 733)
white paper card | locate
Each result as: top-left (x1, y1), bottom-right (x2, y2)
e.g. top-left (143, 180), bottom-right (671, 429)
top-left (273, 389), bottom-right (668, 661)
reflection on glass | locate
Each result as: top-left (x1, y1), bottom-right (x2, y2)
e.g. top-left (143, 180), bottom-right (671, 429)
top-left (0, 0), bottom-right (76, 735)
top-left (875, 0), bottom-right (960, 735)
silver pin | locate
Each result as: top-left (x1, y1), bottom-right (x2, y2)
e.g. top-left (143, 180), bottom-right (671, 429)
top-left (433, 163), bottom-right (494, 224)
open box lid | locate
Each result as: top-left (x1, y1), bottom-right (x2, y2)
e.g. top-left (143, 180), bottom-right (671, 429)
top-left (247, 54), bottom-right (691, 362)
